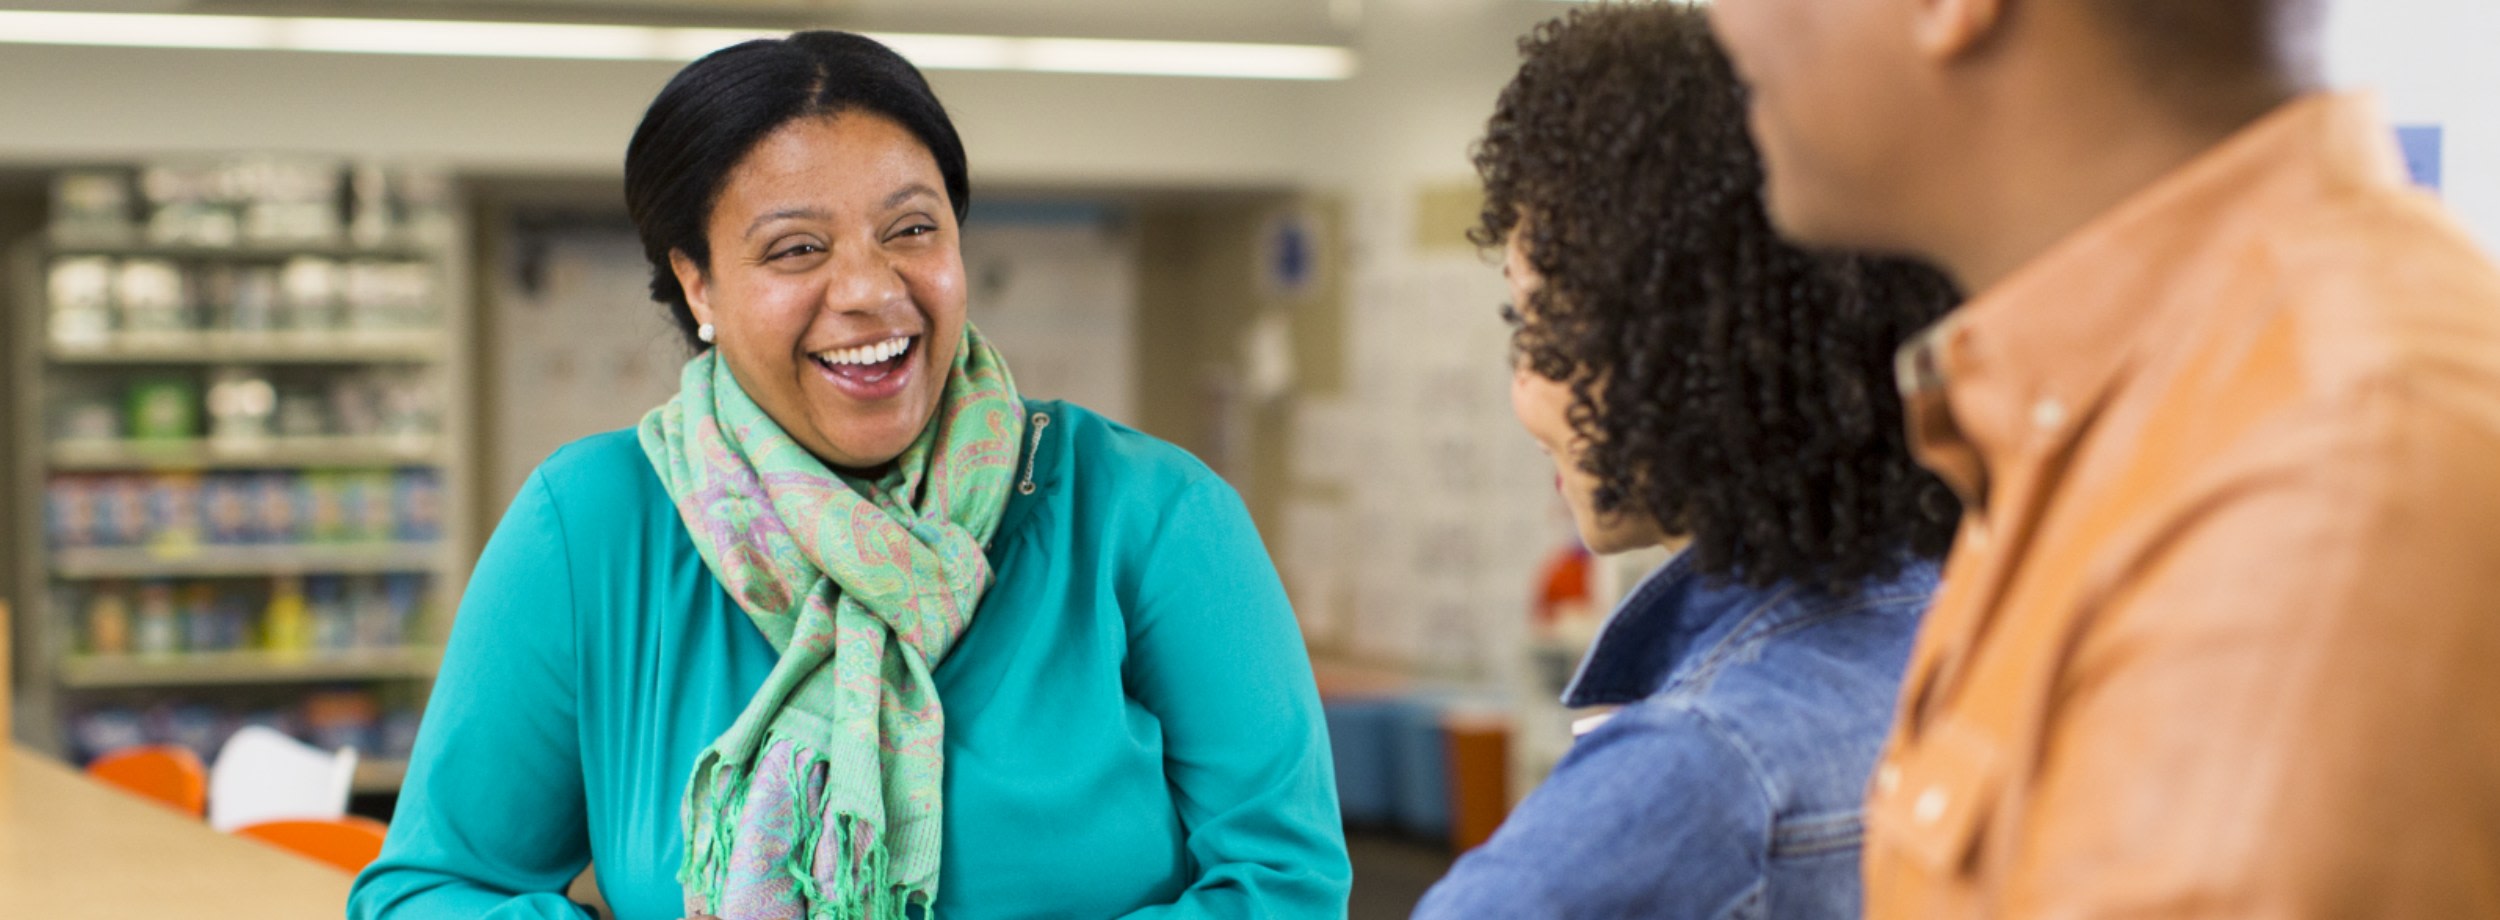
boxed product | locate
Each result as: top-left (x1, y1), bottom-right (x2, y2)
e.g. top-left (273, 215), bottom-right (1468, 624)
top-left (253, 471), bottom-right (303, 543)
top-left (46, 476), bottom-right (101, 548)
top-left (46, 256), bottom-right (115, 346)
top-left (203, 475), bottom-right (256, 544)
top-left (125, 377), bottom-right (200, 441)
top-left (143, 474), bottom-right (205, 549)
top-left (96, 476), bottom-right (151, 546)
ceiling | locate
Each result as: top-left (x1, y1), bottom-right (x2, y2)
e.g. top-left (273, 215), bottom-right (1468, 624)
top-left (63, 0), bottom-right (1366, 43)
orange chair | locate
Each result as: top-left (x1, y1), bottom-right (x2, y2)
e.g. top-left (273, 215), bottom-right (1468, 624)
top-left (234, 815), bottom-right (390, 873)
top-left (86, 744), bottom-right (209, 818)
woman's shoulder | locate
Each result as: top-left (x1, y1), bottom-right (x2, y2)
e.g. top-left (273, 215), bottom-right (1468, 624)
top-left (514, 427), bottom-right (676, 540)
top-left (1026, 399), bottom-right (1224, 505)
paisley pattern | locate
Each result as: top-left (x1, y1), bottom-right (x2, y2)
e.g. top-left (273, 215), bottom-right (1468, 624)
top-left (639, 327), bottom-right (1024, 919)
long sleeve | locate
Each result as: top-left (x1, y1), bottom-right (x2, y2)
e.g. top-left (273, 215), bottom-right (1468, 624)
top-left (1413, 705), bottom-right (1774, 920)
top-left (349, 471), bottom-right (597, 920)
top-left (1113, 476), bottom-right (1352, 920)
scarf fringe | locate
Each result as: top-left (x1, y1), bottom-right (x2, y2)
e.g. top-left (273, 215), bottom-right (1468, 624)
top-left (680, 745), bottom-right (933, 920)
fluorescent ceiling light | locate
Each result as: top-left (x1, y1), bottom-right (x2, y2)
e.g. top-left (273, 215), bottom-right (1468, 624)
top-left (0, 10), bottom-right (1357, 80)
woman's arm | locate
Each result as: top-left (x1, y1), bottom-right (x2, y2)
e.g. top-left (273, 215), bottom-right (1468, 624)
top-left (349, 471), bottom-right (597, 920)
top-left (1115, 476), bottom-right (1353, 920)
top-left (1410, 704), bottom-right (1776, 919)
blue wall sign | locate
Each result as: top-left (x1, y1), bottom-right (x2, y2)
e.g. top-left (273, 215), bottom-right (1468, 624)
top-left (2398, 125), bottom-right (2443, 193)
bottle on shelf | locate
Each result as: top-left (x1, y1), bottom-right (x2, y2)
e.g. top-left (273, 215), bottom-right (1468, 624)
top-left (263, 576), bottom-right (312, 654)
top-left (133, 580), bottom-right (181, 657)
top-left (85, 582), bottom-right (132, 656)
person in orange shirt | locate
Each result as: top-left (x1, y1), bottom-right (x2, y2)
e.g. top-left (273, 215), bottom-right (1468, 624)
top-left (1707, 0), bottom-right (2500, 916)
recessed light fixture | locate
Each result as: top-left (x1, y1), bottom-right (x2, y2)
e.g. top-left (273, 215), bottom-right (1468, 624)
top-left (0, 10), bottom-right (1360, 81)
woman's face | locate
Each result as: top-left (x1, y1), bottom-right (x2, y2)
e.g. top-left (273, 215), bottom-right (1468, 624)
top-left (671, 111), bottom-right (967, 472)
top-left (1504, 229), bottom-right (1669, 555)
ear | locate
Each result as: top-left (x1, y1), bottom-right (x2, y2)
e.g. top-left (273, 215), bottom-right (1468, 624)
top-left (667, 249), bottom-right (715, 330)
top-left (1913, 0), bottom-right (2007, 60)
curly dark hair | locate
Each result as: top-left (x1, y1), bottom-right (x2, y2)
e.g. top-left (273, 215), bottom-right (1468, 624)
top-left (1473, 4), bottom-right (1962, 594)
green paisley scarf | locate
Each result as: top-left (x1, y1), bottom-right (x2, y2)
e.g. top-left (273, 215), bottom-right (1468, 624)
top-left (639, 326), bottom-right (1024, 919)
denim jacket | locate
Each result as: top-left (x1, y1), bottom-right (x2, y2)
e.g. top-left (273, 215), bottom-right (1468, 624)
top-left (1413, 553), bottom-right (1939, 920)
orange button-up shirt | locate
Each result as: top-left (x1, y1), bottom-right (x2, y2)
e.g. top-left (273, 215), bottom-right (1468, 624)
top-left (1866, 93), bottom-right (2500, 917)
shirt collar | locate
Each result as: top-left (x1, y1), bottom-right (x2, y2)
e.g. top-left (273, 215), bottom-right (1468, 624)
top-left (1897, 92), bottom-right (2411, 507)
top-left (1562, 551), bottom-right (1796, 708)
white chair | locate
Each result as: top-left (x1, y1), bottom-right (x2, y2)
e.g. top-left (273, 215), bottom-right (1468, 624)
top-left (207, 725), bottom-right (358, 833)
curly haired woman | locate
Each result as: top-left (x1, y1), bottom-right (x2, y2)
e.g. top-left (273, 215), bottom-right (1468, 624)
top-left (1412, 6), bottom-right (1962, 918)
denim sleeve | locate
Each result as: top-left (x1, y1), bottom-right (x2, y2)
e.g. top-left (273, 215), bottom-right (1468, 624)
top-left (1413, 702), bottom-right (1773, 920)
top-left (347, 470), bottom-right (596, 920)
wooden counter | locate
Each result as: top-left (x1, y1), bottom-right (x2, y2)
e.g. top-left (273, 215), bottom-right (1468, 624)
top-left (0, 745), bottom-right (354, 917)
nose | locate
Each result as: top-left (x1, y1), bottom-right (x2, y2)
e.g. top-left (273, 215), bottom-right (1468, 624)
top-left (822, 240), bottom-right (908, 316)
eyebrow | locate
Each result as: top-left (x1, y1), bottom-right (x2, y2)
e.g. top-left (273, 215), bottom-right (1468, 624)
top-left (743, 207), bottom-right (829, 239)
top-left (884, 183), bottom-right (942, 211)
top-left (739, 184), bottom-right (946, 239)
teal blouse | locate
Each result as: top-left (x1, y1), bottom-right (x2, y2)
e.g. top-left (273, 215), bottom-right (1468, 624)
top-left (349, 401), bottom-right (1350, 919)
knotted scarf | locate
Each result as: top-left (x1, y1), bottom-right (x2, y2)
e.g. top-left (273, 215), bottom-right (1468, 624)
top-left (639, 326), bottom-right (1024, 919)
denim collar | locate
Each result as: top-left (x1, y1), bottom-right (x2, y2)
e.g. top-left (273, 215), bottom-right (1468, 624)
top-left (1562, 551), bottom-right (1783, 708)
top-left (1561, 552), bottom-right (1947, 708)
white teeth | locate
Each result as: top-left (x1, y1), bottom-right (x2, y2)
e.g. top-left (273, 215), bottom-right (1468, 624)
top-left (815, 336), bottom-right (913, 367)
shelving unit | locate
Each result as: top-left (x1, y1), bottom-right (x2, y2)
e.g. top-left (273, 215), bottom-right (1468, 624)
top-left (57, 647), bottom-right (442, 689)
top-left (48, 435), bottom-right (445, 472)
top-left (8, 163), bottom-right (475, 795)
top-left (52, 543), bottom-right (443, 579)
top-left (49, 330), bottom-right (446, 365)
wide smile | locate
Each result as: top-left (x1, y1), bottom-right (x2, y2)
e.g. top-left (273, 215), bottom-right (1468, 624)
top-left (807, 333), bottom-right (919, 402)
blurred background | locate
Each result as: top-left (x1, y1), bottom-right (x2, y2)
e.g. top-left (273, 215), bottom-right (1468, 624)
top-left (0, 0), bottom-right (2488, 914)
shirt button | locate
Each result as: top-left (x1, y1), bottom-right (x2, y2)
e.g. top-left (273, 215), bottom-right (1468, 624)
top-left (1914, 787), bottom-right (1949, 825)
top-left (2031, 397), bottom-right (2067, 430)
top-left (1876, 763), bottom-right (1901, 796)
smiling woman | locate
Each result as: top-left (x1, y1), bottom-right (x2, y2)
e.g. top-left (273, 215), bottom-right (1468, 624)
top-left (349, 31), bottom-right (1350, 920)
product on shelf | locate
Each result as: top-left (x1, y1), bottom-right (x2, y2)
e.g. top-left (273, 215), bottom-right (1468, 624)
top-left (98, 476), bottom-right (149, 546)
top-left (55, 394), bottom-right (122, 442)
top-left (85, 582), bottom-right (131, 655)
top-left (68, 709), bottom-right (148, 762)
top-left (263, 575), bottom-right (312, 653)
top-left (46, 477), bottom-right (100, 548)
top-left (278, 256), bottom-right (341, 331)
top-left (223, 265), bottom-right (283, 333)
top-left (379, 708), bottom-right (421, 760)
top-left (180, 583), bottom-right (221, 652)
top-left (113, 258), bottom-right (190, 333)
top-left (251, 470), bottom-right (302, 544)
top-left (71, 698), bottom-right (421, 765)
top-left (46, 257), bottom-right (115, 346)
top-left (50, 469), bottom-right (442, 548)
top-left (142, 474), bottom-right (204, 551)
top-left (205, 367), bottom-right (278, 443)
top-left (203, 476), bottom-right (255, 544)
top-left (124, 376), bottom-right (199, 440)
top-left (302, 690), bottom-right (381, 753)
top-left (307, 576), bottom-right (354, 652)
top-left (152, 704), bottom-right (226, 761)
top-left (274, 384), bottom-right (328, 438)
top-left (359, 576), bottom-right (416, 648)
top-left (394, 471), bottom-right (443, 542)
top-left (56, 575), bottom-right (431, 659)
top-left (50, 171), bottom-right (135, 242)
top-left (133, 581), bottom-right (182, 657)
